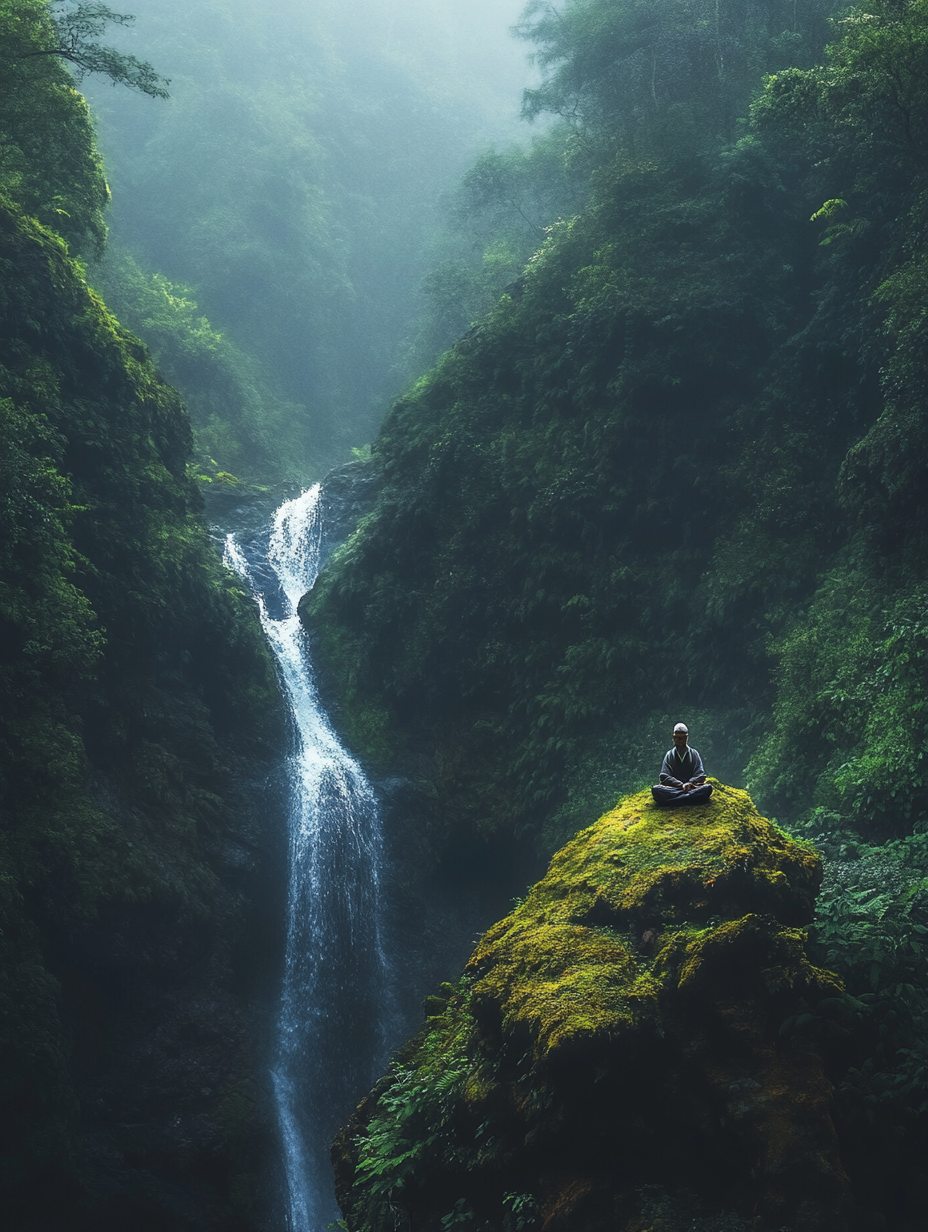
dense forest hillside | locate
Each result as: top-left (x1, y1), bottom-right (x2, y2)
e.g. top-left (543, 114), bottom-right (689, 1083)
top-left (309, 2), bottom-right (928, 1223)
top-left (81, 0), bottom-right (535, 484)
top-left (1, 5), bottom-right (284, 1227)
top-left (5, 0), bottom-right (928, 1227)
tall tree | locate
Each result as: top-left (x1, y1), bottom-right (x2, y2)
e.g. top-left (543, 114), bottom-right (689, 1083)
top-left (0, 1), bottom-right (167, 254)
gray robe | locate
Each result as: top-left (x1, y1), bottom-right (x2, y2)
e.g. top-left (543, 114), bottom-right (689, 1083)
top-left (659, 745), bottom-right (706, 788)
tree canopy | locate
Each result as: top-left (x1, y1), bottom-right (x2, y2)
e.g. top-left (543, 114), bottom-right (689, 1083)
top-left (35, 1), bottom-right (169, 96)
top-left (0, 1), bottom-right (168, 255)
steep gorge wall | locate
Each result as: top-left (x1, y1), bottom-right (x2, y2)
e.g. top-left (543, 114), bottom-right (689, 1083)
top-left (0, 198), bottom-right (285, 1231)
top-left (0, 10), bottom-right (294, 1223)
top-left (304, 144), bottom-right (855, 852)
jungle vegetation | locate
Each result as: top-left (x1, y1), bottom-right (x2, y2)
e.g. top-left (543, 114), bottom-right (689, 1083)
top-left (308, 1), bottom-right (928, 1216)
top-left (1, 3), bottom-right (283, 1225)
top-left (4, 0), bottom-right (928, 1226)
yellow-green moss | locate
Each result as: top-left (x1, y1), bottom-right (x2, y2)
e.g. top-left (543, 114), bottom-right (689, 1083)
top-left (467, 783), bottom-right (832, 1061)
top-left (338, 786), bottom-right (849, 1232)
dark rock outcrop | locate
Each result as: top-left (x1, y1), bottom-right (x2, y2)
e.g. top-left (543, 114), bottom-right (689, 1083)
top-left (334, 784), bottom-right (850, 1232)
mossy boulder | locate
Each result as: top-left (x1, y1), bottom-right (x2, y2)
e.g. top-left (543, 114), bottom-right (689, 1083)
top-left (334, 785), bottom-right (851, 1232)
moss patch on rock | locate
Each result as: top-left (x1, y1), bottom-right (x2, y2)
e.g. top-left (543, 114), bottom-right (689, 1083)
top-left (467, 782), bottom-right (826, 1062)
top-left (335, 786), bottom-right (851, 1232)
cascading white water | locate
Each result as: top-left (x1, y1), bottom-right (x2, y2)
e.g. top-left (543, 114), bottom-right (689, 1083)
top-left (224, 485), bottom-right (392, 1231)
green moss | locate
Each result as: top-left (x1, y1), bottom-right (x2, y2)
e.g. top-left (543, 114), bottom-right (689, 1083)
top-left (337, 786), bottom-right (848, 1232)
top-left (467, 783), bottom-right (829, 1062)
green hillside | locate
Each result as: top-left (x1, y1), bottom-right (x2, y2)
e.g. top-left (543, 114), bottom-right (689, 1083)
top-left (1, 5), bottom-right (282, 1225)
top-left (310, 0), bottom-right (928, 859)
top-left (311, 5), bottom-right (928, 1222)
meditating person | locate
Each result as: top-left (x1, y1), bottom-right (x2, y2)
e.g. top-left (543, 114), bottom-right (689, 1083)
top-left (651, 723), bottom-right (713, 806)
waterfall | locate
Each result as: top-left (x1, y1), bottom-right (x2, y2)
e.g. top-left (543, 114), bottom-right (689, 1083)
top-left (224, 485), bottom-right (392, 1231)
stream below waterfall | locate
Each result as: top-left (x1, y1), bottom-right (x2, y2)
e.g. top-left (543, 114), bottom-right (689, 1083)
top-left (223, 480), bottom-right (397, 1231)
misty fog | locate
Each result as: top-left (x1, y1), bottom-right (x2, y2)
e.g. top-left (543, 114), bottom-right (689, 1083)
top-left (84, 0), bottom-right (541, 481)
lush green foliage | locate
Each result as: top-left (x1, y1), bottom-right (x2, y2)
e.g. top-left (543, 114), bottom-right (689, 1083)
top-left (409, 0), bottom-right (842, 378)
top-left (515, 0), bottom-right (836, 146)
top-left (313, 0), bottom-right (928, 845)
top-left (0, 14), bottom-right (281, 1213)
top-left (349, 982), bottom-right (475, 1229)
top-left (0, 190), bottom-right (280, 1222)
top-left (44, 0), bottom-right (169, 97)
top-left (315, 6), bottom-right (928, 1218)
top-left (404, 127), bottom-right (595, 369)
top-left (0, 1), bottom-right (169, 257)
top-left (749, 576), bottom-right (928, 830)
top-left (83, 0), bottom-right (534, 476)
top-left (0, 0), bottom-right (111, 253)
top-left (90, 244), bottom-right (313, 481)
top-left (1, 1), bottom-right (325, 485)
top-left (781, 820), bottom-right (928, 1205)
top-left (1, 0), bottom-right (327, 486)
top-left (309, 139), bottom-right (843, 840)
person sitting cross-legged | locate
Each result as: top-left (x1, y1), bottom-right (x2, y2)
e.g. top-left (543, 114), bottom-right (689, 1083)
top-left (651, 723), bottom-right (713, 806)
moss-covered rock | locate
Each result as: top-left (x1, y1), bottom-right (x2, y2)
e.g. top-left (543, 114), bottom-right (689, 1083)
top-left (335, 785), bottom-right (850, 1232)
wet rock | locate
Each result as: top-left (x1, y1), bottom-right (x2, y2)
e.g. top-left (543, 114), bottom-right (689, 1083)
top-left (318, 460), bottom-right (382, 569)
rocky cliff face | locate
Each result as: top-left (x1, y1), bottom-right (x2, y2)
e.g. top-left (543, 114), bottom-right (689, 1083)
top-left (333, 785), bottom-right (851, 1232)
top-left (0, 198), bottom-right (286, 1231)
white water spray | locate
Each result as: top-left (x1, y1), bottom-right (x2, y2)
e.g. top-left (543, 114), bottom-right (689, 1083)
top-left (225, 486), bottom-right (392, 1231)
